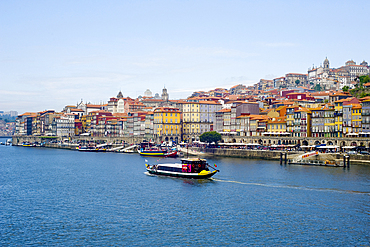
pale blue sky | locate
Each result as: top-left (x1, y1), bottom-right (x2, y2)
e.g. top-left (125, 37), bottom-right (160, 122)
top-left (1, 0), bottom-right (369, 113)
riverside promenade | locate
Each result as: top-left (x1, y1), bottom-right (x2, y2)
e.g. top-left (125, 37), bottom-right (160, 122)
top-left (11, 135), bottom-right (370, 165)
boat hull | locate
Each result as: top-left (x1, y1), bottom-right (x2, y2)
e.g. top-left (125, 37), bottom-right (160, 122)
top-left (146, 169), bottom-right (217, 179)
top-left (139, 150), bottom-right (177, 157)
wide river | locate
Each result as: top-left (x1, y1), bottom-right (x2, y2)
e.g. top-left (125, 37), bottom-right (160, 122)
top-left (1, 138), bottom-right (369, 246)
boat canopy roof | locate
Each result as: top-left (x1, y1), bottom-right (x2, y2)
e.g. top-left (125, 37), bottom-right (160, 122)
top-left (180, 158), bottom-right (207, 163)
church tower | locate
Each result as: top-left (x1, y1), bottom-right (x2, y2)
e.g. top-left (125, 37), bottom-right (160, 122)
top-left (161, 87), bottom-right (169, 102)
top-left (117, 91), bottom-right (124, 99)
top-left (323, 57), bottom-right (330, 72)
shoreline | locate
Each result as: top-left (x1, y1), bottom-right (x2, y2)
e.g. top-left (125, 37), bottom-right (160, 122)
top-left (10, 142), bottom-right (370, 166)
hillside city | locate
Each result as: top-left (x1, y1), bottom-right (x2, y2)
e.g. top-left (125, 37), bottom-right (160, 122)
top-left (10, 58), bottom-right (370, 142)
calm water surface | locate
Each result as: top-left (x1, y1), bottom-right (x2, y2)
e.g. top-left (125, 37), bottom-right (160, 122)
top-left (1, 138), bottom-right (369, 246)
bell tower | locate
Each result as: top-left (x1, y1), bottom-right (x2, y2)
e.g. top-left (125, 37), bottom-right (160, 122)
top-left (323, 57), bottom-right (330, 72)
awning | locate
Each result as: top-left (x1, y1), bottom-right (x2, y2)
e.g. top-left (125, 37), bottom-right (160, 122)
top-left (342, 146), bottom-right (356, 149)
top-left (346, 133), bottom-right (359, 136)
top-left (218, 143), bottom-right (247, 146)
top-left (317, 145), bottom-right (339, 149)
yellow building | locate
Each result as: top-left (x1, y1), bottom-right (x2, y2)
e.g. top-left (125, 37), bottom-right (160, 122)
top-left (80, 115), bottom-right (88, 133)
top-left (352, 104), bottom-right (362, 133)
top-left (181, 102), bottom-right (200, 141)
top-left (286, 106), bottom-right (298, 134)
top-left (153, 107), bottom-right (181, 142)
top-left (266, 117), bottom-right (287, 134)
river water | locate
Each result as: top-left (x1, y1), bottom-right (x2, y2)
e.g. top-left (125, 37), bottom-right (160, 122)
top-left (1, 138), bottom-right (369, 246)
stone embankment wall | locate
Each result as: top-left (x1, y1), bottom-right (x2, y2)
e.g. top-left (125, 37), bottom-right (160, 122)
top-left (197, 147), bottom-right (370, 165)
top-left (200, 147), bottom-right (291, 160)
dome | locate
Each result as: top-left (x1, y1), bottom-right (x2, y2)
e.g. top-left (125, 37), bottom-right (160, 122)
top-left (144, 89), bottom-right (152, 97)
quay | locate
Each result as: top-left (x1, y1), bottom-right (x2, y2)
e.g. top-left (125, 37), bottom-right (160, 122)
top-left (11, 135), bottom-right (370, 165)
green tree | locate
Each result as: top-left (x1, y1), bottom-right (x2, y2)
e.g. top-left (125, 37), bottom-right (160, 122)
top-left (295, 80), bottom-right (300, 86)
top-left (199, 131), bottom-right (222, 145)
top-left (342, 86), bottom-right (349, 92)
top-left (314, 83), bottom-right (322, 91)
top-left (359, 75), bottom-right (370, 85)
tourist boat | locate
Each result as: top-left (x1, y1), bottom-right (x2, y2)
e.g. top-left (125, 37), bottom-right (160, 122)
top-left (145, 158), bottom-right (219, 179)
top-left (76, 145), bottom-right (106, 152)
top-left (138, 147), bottom-right (178, 157)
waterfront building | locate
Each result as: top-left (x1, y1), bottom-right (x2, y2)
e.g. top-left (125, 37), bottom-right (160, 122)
top-left (51, 114), bottom-right (75, 137)
top-left (229, 101), bottom-right (260, 133)
top-left (94, 116), bottom-right (120, 137)
top-left (80, 115), bottom-right (87, 134)
top-left (75, 119), bottom-right (82, 136)
top-left (153, 107), bottom-right (181, 143)
top-left (334, 98), bottom-right (361, 137)
top-left (199, 101), bottom-right (222, 134)
top-left (266, 117), bottom-right (287, 135)
top-left (130, 112), bottom-right (147, 137)
top-left (286, 106), bottom-right (298, 134)
top-left (334, 100), bottom-right (344, 137)
top-left (361, 98), bottom-right (370, 133)
top-left (236, 115), bottom-right (251, 136)
top-left (293, 107), bottom-right (311, 137)
top-left (351, 104), bottom-right (362, 134)
top-left (181, 101), bottom-right (201, 141)
top-left (214, 108), bottom-right (231, 134)
top-left (324, 105), bottom-right (335, 137)
top-left (144, 112), bottom-right (154, 139)
top-left (87, 111), bottom-right (113, 136)
top-left (118, 118), bottom-right (128, 137)
top-left (311, 106), bottom-right (325, 137)
top-left (343, 104), bottom-right (353, 135)
top-left (249, 115), bottom-right (269, 136)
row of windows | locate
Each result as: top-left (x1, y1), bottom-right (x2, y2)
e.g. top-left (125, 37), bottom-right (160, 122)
top-left (154, 119), bottom-right (179, 123)
top-left (268, 125), bottom-right (285, 129)
top-left (154, 113), bottom-right (179, 117)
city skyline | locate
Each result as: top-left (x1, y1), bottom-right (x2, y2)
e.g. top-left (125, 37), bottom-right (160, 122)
top-left (1, 0), bottom-right (369, 113)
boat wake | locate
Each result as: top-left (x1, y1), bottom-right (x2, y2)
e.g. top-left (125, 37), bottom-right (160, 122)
top-left (211, 178), bottom-right (370, 195)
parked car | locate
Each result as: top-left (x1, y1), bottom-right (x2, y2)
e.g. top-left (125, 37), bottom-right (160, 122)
top-left (359, 151), bottom-right (370, 155)
top-left (347, 151), bottom-right (357, 154)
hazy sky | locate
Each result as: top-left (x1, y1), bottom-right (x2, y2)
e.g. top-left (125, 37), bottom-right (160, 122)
top-left (1, 0), bottom-right (369, 114)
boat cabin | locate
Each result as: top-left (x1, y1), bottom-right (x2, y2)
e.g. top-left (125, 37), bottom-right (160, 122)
top-left (180, 158), bottom-right (209, 173)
